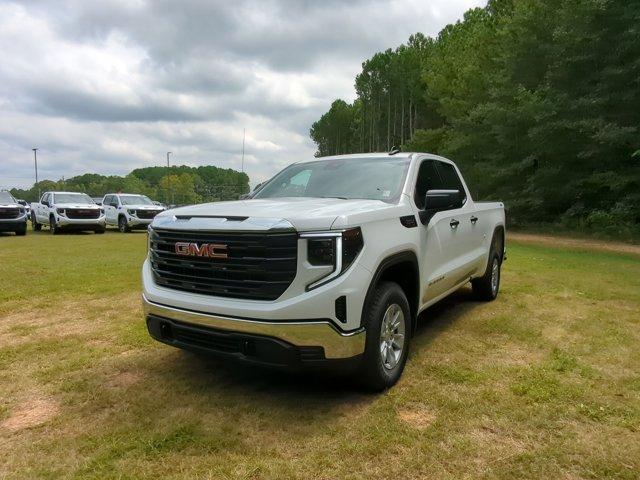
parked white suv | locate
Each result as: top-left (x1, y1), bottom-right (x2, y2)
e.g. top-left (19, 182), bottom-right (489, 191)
top-left (102, 193), bottom-right (165, 233)
top-left (142, 152), bottom-right (506, 390)
top-left (32, 192), bottom-right (105, 234)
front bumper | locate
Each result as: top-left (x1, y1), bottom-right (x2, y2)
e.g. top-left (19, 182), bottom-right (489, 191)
top-left (0, 214), bottom-right (27, 231)
top-left (126, 215), bottom-right (153, 228)
top-left (56, 214), bottom-right (106, 228)
top-left (143, 295), bottom-right (366, 364)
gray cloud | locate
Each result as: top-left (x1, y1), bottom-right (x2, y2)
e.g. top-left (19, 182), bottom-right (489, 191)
top-left (0, 0), bottom-right (486, 189)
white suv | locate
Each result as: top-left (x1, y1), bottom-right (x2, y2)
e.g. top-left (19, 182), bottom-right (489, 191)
top-left (102, 193), bottom-right (165, 233)
top-left (142, 152), bottom-right (506, 390)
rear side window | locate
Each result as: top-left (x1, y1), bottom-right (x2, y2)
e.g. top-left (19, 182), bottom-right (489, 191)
top-left (414, 160), bottom-right (444, 209)
top-left (436, 162), bottom-right (467, 205)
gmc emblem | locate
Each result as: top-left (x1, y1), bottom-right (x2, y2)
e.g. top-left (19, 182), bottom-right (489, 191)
top-left (175, 242), bottom-right (228, 259)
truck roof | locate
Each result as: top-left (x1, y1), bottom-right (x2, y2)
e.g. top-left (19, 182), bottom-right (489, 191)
top-left (297, 152), bottom-right (416, 164)
top-left (295, 152), bottom-right (457, 166)
top-left (45, 191), bottom-right (89, 194)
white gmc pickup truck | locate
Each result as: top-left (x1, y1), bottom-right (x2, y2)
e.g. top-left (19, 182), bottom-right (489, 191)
top-left (32, 191), bottom-right (106, 234)
top-left (143, 152), bottom-right (506, 390)
top-left (102, 193), bottom-right (165, 233)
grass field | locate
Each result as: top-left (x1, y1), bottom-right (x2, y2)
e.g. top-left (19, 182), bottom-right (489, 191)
top-left (1, 228), bottom-right (639, 479)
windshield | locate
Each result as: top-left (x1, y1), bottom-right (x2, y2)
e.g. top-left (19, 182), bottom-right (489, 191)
top-left (0, 191), bottom-right (15, 204)
top-left (53, 193), bottom-right (94, 204)
top-left (253, 157), bottom-right (410, 202)
top-left (120, 195), bottom-right (153, 206)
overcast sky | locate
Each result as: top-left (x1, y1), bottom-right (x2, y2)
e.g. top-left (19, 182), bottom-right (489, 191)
top-left (0, 0), bottom-right (485, 189)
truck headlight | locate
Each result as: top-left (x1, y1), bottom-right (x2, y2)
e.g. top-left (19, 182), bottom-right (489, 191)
top-left (57, 208), bottom-right (66, 215)
top-left (128, 209), bottom-right (137, 216)
top-left (302, 227), bottom-right (363, 290)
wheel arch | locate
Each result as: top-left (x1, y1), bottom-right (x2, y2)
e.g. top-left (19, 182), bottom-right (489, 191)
top-left (362, 251), bottom-right (420, 334)
top-left (493, 225), bottom-right (506, 261)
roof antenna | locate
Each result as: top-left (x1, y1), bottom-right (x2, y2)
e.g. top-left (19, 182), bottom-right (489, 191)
top-left (389, 146), bottom-right (401, 155)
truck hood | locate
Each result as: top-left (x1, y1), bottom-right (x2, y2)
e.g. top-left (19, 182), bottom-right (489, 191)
top-left (0, 203), bottom-right (20, 208)
top-left (154, 197), bottom-right (394, 231)
top-left (55, 203), bottom-right (100, 209)
top-left (122, 204), bottom-right (164, 210)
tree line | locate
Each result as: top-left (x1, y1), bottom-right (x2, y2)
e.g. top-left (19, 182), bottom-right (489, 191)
top-left (310, 0), bottom-right (640, 238)
top-left (10, 165), bottom-right (249, 205)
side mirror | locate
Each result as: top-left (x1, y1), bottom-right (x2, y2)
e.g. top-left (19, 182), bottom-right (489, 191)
top-left (420, 190), bottom-right (461, 225)
top-left (425, 189), bottom-right (461, 211)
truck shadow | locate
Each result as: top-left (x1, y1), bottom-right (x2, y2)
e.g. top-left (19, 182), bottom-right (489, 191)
top-left (146, 285), bottom-right (482, 403)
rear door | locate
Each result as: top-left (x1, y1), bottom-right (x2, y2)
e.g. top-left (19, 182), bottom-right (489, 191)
top-left (103, 195), bottom-right (116, 224)
top-left (37, 193), bottom-right (50, 222)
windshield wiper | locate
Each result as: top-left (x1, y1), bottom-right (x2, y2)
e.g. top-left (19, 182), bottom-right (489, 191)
top-left (317, 196), bottom-right (349, 200)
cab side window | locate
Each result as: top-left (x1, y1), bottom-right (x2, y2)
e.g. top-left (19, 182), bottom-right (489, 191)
top-left (414, 160), bottom-right (443, 209)
top-left (435, 162), bottom-right (467, 205)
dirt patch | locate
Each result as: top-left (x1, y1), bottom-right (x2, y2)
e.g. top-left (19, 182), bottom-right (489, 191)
top-left (509, 232), bottom-right (640, 256)
top-left (105, 370), bottom-right (142, 390)
top-left (0, 293), bottom-right (139, 347)
top-left (397, 404), bottom-right (437, 430)
top-left (482, 343), bottom-right (544, 368)
top-left (1, 395), bottom-right (60, 433)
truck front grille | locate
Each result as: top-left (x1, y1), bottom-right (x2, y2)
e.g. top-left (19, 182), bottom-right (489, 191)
top-left (0, 208), bottom-right (20, 219)
top-left (149, 228), bottom-right (298, 301)
top-left (65, 209), bottom-right (101, 219)
top-left (136, 210), bottom-right (163, 220)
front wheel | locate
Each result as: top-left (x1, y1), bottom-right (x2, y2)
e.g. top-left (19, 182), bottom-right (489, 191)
top-left (49, 217), bottom-right (59, 235)
top-left (118, 216), bottom-right (130, 233)
top-left (358, 281), bottom-right (411, 391)
top-left (16, 224), bottom-right (27, 236)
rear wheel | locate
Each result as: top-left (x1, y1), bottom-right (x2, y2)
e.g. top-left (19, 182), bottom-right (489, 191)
top-left (472, 232), bottom-right (503, 301)
top-left (118, 215), bottom-right (130, 233)
top-left (32, 213), bottom-right (41, 231)
top-left (359, 281), bottom-right (411, 391)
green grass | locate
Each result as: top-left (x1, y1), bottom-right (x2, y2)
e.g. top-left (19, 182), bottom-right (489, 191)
top-left (1, 228), bottom-right (639, 479)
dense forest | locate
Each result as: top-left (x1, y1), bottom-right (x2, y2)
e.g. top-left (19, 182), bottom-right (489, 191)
top-left (310, 0), bottom-right (640, 238)
top-left (10, 165), bottom-right (249, 205)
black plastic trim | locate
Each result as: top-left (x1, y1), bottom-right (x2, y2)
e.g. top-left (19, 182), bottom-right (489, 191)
top-left (361, 250), bottom-right (420, 328)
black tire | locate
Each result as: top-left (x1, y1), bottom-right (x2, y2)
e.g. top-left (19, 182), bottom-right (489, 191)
top-left (95, 228), bottom-right (105, 234)
top-left (15, 224), bottom-right (27, 236)
top-left (472, 232), bottom-right (503, 301)
top-left (118, 215), bottom-right (130, 233)
top-left (32, 213), bottom-right (41, 231)
top-left (358, 281), bottom-right (412, 391)
top-left (49, 216), bottom-right (59, 235)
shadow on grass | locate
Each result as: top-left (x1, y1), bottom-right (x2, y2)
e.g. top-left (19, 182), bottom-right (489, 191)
top-left (141, 286), bottom-right (483, 409)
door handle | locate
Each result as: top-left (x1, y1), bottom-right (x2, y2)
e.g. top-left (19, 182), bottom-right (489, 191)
top-left (450, 219), bottom-right (460, 229)
top-left (470, 216), bottom-right (478, 224)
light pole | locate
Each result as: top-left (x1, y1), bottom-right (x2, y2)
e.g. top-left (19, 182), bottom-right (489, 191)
top-left (166, 151), bottom-right (172, 168)
top-left (32, 148), bottom-right (39, 199)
